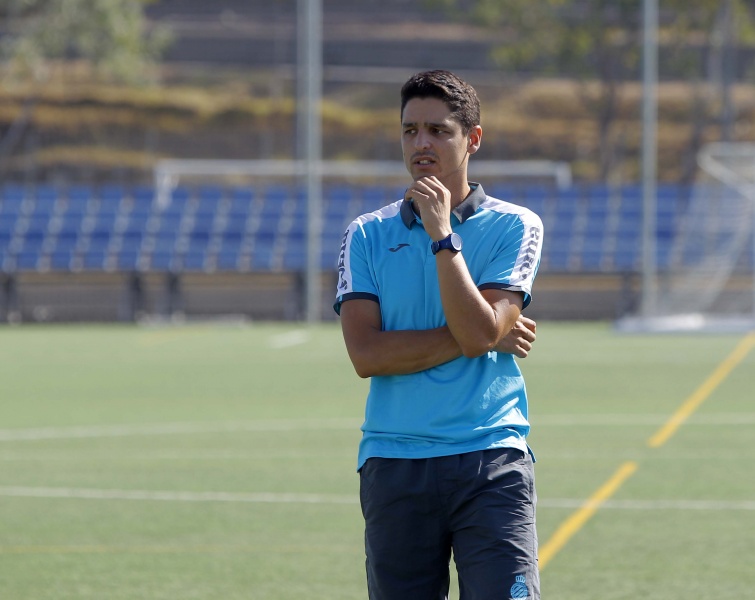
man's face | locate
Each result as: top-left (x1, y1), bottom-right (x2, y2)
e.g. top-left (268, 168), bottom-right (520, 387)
top-left (401, 97), bottom-right (473, 184)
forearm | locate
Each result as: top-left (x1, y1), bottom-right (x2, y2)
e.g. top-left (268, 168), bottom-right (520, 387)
top-left (435, 251), bottom-right (518, 357)
top-left (340, 300), bottom-right (462, 378)
top-left (354, 327), bottom-right (462, 378)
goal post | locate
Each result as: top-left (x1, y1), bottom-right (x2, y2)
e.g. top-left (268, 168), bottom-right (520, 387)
top-left (153, 159), bottom-right (572, 208)
top-left (152, 158), bottom-right (572, 322)
top-left (617, 142), bottom-right (755, 333)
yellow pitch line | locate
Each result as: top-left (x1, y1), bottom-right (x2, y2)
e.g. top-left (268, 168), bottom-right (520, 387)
top-left (539, 461), bottom-right (638, 570)
top-left (539, 331), bottom-right (755, 570)
top-left (647, 332), bottom-right (755, 448)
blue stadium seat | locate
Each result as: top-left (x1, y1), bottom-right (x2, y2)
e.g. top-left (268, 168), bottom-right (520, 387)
top-left (24, 214), bottom-right (52, 237)
top-left (119, 229), bottom-right (144, 251)
top-left (580, 237), bottom-right (606, 270)
top-left (154, 212), bottom-right (183, 238)
top-left (131, 186), bottom-right (155, 211)
top-left (81, 248), bottom-right (109, 270)
top-left (86, 228), bottom-right (113, 251)
top-left (52, 230), bottom-right (79, 252)
top-left (1, 184), bottom-right (26, 213)
top-left (229, 187), bottom-right (254, 215)
top-left (251, 247), bottom-right (275, 271)
top-left (197, 185), bottom-right (223, 205)
top-left (186, 230), bottom-right (211, 250)
top-left (32, 185), bottom-right (58, 214)
top-left (0, 248), bottom-right (12, 271)
top-left (545, 232), bottom-right (573, 271)
top-left (15, 250), bottom-right (42, 271)
top-left (325, 185), bottom-right (353, 206)
top-left (281, 233), bottom-right (306, 270)
top-left (360, 186), bottom-right (387, 213)
top-left (189, 211), bottom-right (216, 235)
top-left (0, 213), bottom-right (18, 234)
top-left (116, 249), bottom-right (141, 271)
top-left (255, 213), bottom-right (283, 238)
top-left (181, 250), bottom-right (208, 271)
top-left (488, 184), bottom-right (520, 204)
top-left (216, 230), bottom-right (244, 270)
top-left (263, 184), bottom-right (291, 204)
top-left (148, 249), bottom-right (176, 271)
top-left (258, 187), bottom-right (287, 216)
top-left (170, 186), bottom-right (190, 201)
top-left (215, 251), bottom-right (240, 271)
top-left (323, 186), bottom-right (353, 232)
top-left (121, 211), bottom-right (150, 237)
top-left (14, 227), bottom-right (46, 270)
top-left (0, 230), bottom-right (12, 254)
top-left (220, 214), bottom-right (248, 236)
top-left (99, 184), bottom-right (124, 199)
top-left (613, 230), bottom-right (641, 270)
top-left (57, 211), bottom-right (85, 235)
top-left (48, 249), bottom-right (74, 271)
top-left (290, 188), bottom-right (307, 219)
top-left (522, 185), bottom-right (552, 217)
top-left (66, 186), bottom-right (93, 212)
top-left (95, 189), bottom-right (123, 218)
top-left (321, 247), bottom-right (339, 270)
top-left (0, 182), bottom-right (703, 276)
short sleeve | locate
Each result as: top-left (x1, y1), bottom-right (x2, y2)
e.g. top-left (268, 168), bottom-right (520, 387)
top-left (334, 219), bottom-right (380, 315)
top-left (478, 211), bottom-right (544, 309)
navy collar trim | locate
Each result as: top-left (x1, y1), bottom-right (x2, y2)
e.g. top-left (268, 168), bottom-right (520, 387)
top-left (400, 182), bottom-right (485, 229)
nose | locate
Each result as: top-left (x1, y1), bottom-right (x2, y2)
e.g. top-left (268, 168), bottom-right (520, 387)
top-left (414, 129), bottom-right (432, 150)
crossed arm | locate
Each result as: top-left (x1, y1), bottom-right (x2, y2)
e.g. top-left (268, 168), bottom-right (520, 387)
top-left (340, 293), bottom-right (537, 379)
top-left (340, 175), bottom-right (537, 379)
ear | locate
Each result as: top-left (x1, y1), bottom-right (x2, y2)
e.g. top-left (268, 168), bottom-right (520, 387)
top-left (467, 125), bottom-right (482, 155)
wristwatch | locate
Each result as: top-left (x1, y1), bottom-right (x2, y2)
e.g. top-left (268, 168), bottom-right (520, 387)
top-left (431, 232), bottom-right (463, 255)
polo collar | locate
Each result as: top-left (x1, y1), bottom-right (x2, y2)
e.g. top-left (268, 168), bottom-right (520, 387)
top-left (400, 182), bottom-right (486, 229)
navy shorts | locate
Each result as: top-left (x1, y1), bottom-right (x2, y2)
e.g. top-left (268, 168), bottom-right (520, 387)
top-left (359, 448), bottom-right (539, 600)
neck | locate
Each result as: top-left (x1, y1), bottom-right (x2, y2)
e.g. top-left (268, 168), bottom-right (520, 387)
top-left (453, 182), bottom-right (472, 209)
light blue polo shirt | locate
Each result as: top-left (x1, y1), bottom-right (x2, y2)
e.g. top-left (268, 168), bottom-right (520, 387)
top-left (334, 183), bottom-right (544, 470)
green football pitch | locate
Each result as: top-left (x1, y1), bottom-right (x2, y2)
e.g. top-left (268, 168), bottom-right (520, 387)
top-left (0, 322), bottom-right (753, 599)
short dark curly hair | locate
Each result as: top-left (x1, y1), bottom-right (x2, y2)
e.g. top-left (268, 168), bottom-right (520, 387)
top-left (400, 70), bottom-right (480, 134)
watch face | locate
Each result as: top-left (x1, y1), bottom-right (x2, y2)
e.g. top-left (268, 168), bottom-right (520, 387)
top-left (450, 233), bottom-right (463, 252)
top-left (432, 233), bottom-right (463, 254)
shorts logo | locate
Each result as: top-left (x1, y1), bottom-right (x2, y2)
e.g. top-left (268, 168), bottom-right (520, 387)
top-left (510, 574), bottom-right (529, 599)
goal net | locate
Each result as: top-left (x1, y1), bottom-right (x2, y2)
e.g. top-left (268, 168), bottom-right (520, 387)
top-left (618, 142), bottom-right (755, 332)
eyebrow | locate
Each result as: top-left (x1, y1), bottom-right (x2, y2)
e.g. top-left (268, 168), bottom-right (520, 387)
top-left (401, 121), bottom-right (449, 129)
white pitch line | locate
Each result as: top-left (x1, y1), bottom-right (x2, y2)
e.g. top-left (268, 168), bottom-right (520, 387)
top-left (0, 413), bottom-right (751, 443)
top-left (268, 329), bottom-right (311, 349)
top-left (0, 418), bottom-right (361, 442)
top-left (0, 486), bottom-right (752, 511)
top-left (0, 486), bottom-right (358, 505)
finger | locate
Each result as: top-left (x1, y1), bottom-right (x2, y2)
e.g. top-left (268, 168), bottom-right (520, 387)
top-left (512, 321), bottom-right (536, 343)
top-left (514, 345), bottom-right (528, 359)
top-left (519, 316), bottom-right (537, 333)
top-left (414, 177), bottom-right (449, 199)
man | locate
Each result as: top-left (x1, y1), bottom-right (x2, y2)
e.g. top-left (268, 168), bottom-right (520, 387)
top-left (334, 70), bottom-right (544, 600)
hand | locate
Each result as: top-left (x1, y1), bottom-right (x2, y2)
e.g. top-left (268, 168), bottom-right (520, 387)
top-left (495, 314), bottom-right (537, 358)
top-left (404, 176), bottom-right (453, 241)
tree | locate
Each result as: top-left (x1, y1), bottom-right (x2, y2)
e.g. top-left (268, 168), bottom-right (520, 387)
top-left (0, 0), bottom-right (171, 178)
top-left (0, 0), bottom-right (170, 84)
top-left (428, 0), bottom-right (755, 182)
